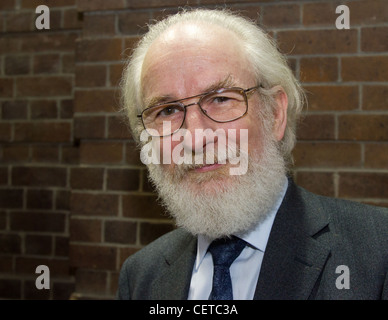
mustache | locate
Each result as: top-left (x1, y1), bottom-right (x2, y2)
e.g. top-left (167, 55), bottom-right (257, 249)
top-left (167, 146), bottom-right (247, 181)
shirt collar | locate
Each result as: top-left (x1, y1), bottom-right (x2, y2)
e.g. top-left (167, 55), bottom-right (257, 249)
top-left (194, 177), bottom-right (288, 270)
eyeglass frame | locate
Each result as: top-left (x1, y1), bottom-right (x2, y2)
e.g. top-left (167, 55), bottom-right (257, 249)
top-left (137, 84), bottom-right (263, 137)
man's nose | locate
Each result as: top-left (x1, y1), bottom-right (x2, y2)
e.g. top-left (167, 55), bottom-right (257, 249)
top-left (180, 103), bottom-right (215, 153)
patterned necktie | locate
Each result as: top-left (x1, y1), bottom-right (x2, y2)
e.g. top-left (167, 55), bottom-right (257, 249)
top-left (208, 236), bottom-right (246, 300)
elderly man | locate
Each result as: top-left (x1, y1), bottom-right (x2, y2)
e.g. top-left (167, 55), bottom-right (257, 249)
top-left (117, 9), bottom-right (388, 300)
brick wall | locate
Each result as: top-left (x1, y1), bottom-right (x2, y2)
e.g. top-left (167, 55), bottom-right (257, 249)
top-left (0, 0), bottom-right (387, 299)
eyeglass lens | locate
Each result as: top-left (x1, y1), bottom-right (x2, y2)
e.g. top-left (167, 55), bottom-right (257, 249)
top-left (142, 89), bottom-right (248, 136)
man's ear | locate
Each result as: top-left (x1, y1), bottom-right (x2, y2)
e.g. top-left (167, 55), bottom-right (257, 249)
top-left (272, 87), bottom-right (288, 141)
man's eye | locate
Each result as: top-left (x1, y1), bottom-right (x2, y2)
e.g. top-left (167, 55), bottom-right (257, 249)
top-left (157, 105), bottom-right (181, 117)
top-left (212, 96), bottom-right (231, 104)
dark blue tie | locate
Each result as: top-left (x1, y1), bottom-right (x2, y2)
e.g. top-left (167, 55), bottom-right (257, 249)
top-left (208, 236), bottom-right (246, 300)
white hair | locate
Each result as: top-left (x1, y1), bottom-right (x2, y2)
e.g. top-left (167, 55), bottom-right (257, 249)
top-left (120, 8), bottom-right (305, 165)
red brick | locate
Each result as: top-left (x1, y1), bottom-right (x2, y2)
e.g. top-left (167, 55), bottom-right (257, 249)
top-left (342, 56), bottom-right (388, 82)
top-left (296, 171), bottom-right (335, 197)
top-left (31, 145), bottom-right (60, 163)
top-left (293, 142), bottom-right (362, 168)
top-left (55, 190), bottom-right (70, 211)
top-left (24, 280), bottom-right (51, 300)
top-left (77, 0), bottom-right (125, 11)
top-left (303, 85), bottom-right (358, 111)
top-left (0, 0), bottom-right (16, 10)
top-left (76, 38), bottom-right (122, 62)
top-left (14, 122), bottom-right (71, 143)
top-left (0, 189), bottom-right (23, 209)
top-left (30, 100), bottom-right (58, 119)
top-left (107, 116), bottom-right (132, 139)
top-left (10, 211), bottom-right (66, 232)
top-left (118, 11), bottom-right (151, 35)
top-left (302, 2), bottom-right (337, 26)
top-left (363, 86), bottom-right (388, 111)
top-left (104, 220), bottom-right (137, 244)
top-left (21, 0), bottom-right (76, 8)
top-left (1, 100), bottom-right (28, 119)
top-left (0, 124), bottom-right (12, 142)
top-left (277, 29), bottom-right (357, 55)
top-left (33, 54), bottom-right (61, 74)
top-left (60, 99), bottom-right (74, 119)
top-left (61, 146), bottom-right (79, 164)
top-left (0, 255), bottom-right (13, 272)
top-left (83, 13), bottom-right (116, 38)
top-left (70, 167), bottom-right (104, 190)
top-left (361, 27), bottom-right (388, 52)
top-left (5, 55), bottom-right (30, 75)
top-left (75, 64), bottom-right (107, 87)
top-left (16, 76), bottom-right (73, 97)
top-left (74, 116), bottom-right (106, 140)
top-left (63, 8), bottom-right (83, 30)
top-left (54, 236), bottom-right (70, 257)
top-left (125, 141), bottom-right (143, 166)
top-left (297, 114), bottom-right (335, 141)
top-left (79, 141), bottom-right (123, 164)
top-left (74, 269), bottom-right (108, 295)
top-left (1, 145), bottom-right (29, 162)
top-left (74, 89), bottom-right (117, 113)
top-left (339, 172), bottom-right (388, 199)
top-left (300, 57), bottom-right (338, 82)
top-left (71, 193), bottom-right (119, 217)
top-left (106, 168), bottom-right (140, 191)
top-left (5, 12), bottom-right (34, 33)
top-left (262, 4), bottom-right (300, 27)
top-left (122, 195), bottom-right (167, 219)
top-left (70, 218), bottom-right (102, 242)
top-left (12, 166), bottom-right (67, 187)
top-left (26, 189), bottom-right (53, 210)
top-left (338, 114), bottom-right (388, 141)
top-left (118, 247), bottom-right (140, 267)
top-left (349, 0), bottom-right (388, 25)
top-left (69, 244), bottom-right (117, 270)
top-left (0, 279), bottom-right (21, 299)
top-left (140, 222), bottom-right (174, 245)
top-left (15, 256), bottom-right (70, 276)
top-left (0, 79), bottom-right (14, 98)
top-left (20, 33), bottom-right (77, 53)
top-left (109, 63), bottom-right (123, 87)
top-left (62, 53), bottom-right (75, 74)
top-left (364, 143), bottom-right (388, 169)
top-left (0, 233), bottom-right (21, 254)
top-left (0, 169), bottom-right (8, 186)
top-left (52, 281), bottom-right (76, 300)
top-left (25, 234), bottom-right (52, 255)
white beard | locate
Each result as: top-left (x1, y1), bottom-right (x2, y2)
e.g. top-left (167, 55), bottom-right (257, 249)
top-left (147, 134), bottom-right (287, 240)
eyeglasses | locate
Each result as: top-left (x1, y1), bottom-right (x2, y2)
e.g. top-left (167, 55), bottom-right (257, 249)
top-left (137, 85), bottom-right (262, 137)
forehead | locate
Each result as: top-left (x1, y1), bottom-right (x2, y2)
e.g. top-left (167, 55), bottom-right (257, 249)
top-left (140, 23), bottom-right (255, 104)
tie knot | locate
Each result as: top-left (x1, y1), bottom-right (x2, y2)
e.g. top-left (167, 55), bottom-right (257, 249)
top-left (208, 236), bottom-right (246, 268)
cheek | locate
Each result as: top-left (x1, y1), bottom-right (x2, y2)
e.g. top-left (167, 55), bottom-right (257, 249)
top-left (158, 137), bottom-right (184, 168)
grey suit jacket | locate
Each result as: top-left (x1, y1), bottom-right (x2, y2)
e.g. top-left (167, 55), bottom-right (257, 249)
top-left (117, 180), bottom-right (388, 300)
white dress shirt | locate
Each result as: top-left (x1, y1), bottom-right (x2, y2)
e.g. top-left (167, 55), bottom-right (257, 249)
top-left (188, 178), bottom-right (288, 300)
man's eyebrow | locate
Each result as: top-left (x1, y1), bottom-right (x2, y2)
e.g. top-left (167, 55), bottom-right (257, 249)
top-left (203, 76), bottom-right (236, 92)
top-left (145, 95), bottom-right (175, 109)
top-left (144, 76), bottom-right (236, 109)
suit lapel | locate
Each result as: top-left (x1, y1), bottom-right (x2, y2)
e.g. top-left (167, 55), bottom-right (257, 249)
top-left (254, 180), bottom-right (331, 300)
top-left (150, 232), bottom-right (197, 299)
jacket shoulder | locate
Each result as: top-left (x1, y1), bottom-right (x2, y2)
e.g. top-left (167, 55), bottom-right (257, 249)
top-left (117, 228), bottom-right (196, 299)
